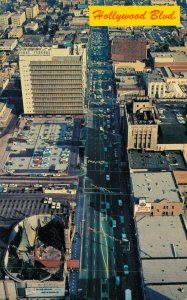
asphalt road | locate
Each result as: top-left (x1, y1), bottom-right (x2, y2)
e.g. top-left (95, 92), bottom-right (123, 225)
top-left (77, 15), bottom-right (143, 300)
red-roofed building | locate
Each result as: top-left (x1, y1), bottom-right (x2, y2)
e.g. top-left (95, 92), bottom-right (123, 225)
top-left (111, 36), bottom-right (147, 62)
top-left (34, 245), bottom-right (61, 271)
top-left (67, 260), bottom-right (80, 269)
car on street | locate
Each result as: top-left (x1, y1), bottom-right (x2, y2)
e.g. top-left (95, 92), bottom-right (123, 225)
top-left (112, 220), bottom-right (117, 228)
top-left (115, 276), bottom-right (120, 286)
top-left (125, 289), bottom-right (132, 300)
top-left (123, 265), bottom-right (129, 275)
top-left (104, 162), bottom-right (109, 168)
top-left (122, 233), bottom-right (127, 241)
top-left (106, 175), bottom-right (110, 181)
top-left (106, 202), bottom-right (110, 209)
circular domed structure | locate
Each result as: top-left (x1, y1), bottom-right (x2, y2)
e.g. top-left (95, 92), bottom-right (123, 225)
top-left (3, 214), bottom-right (65, 282)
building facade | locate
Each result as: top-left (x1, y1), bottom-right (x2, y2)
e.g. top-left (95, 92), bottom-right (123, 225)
top-left (0, 12), bottom-right (11, 29)
top-left (0, 51), bottom-right (6, 68)
top-left (19, 46), bottom-right (86, 115)
top-left (145, 70), bottom-right (166, 98)
top-left (131, 172), bottom-right (184, 218)
top-left (0, 39), bottom-right (17, 51)
top-left (128, 124), bottom-right (158, 150)
top-left (26, 4), bottom-right (39, 19)
top-left (11, 12), bottom-right (26, 27)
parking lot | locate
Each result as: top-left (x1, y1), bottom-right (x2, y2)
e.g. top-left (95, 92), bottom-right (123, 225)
top-left (2, 116), bottom-right (81, 175)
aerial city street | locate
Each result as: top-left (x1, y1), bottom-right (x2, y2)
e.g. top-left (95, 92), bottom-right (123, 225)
top-left (0, 0), bottom-right (187, 299)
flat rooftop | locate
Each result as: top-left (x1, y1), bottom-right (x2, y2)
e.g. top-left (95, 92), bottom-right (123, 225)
top-left (142, 259), bottom-right (187, 284)
top-left (151, 51), bottom-right (187, 62)
top-left (145, 284), bottom-right (187, 300)
top-left (156, 102), bottom-right (187, 144)
top-left (129, 110), bottom-right (156, 125)
top-left (158, 124), bottom-right (187, 144)
top-left (129, 150), bottom-right (169, 171)
top-left (147, 69), bottom-right (164, 83)
top-left (137, 216), bottom-right (187, 258)
top-left (129, 150), bottom-right (186, 171)
top-left (131, 172), bottom-right (181, 203)
top-left (165, 150), bottom-right (187, 171)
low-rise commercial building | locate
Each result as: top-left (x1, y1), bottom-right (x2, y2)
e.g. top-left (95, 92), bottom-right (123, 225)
top-left (63, 0), bottom-right (86, 6)
top-left (24, 22), bottom-right (39, 32)
top-left (129, 150), bottom-right (187, 172)
top-left (173, 170), bottom-right (187, 193)
top-left (69, 17), bottom-right (89, 26)
top-left (131, 172), bottom-right (184, 217)
top-left (111, 35), bottom-right (147, 62)
top-left (0, 39), bottom-right (18, 52)
top-left (116, 75), bottom-right (145, 100)
top-left (144, 69), bottom-right (166, 98)
top-left (8, 26), bottom-right (23, 39)
top-left (156, 102), bottom-right (187, 161)
top-left (151, 52), bottom-right (187, 73)
top-left (151, 0), bottom-right (177, 4)
top-left (113, 61), bottom-right (146, 72)
top-left (136, 216), bottom-right (187, 300)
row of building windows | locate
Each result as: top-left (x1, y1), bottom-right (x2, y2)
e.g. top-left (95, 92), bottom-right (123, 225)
top-left (150, 211), bottom-right (174, 216)
top-left (32, 89), bottom-right (83, 93)
top-left (133, 134), bottom-right (152, 138)
top-left (32, 93), bottom-right (83, 97)
top-left (30, 70), bottom-right (82, 75)
top-left (150, 85), bottom-right (165, 90)
top-left (132, 129), bottom-right (154, 133)
top-left (34, 103), bottom-right (83, 107)
top-left (30, 61), bottom-right (81, 66)
top-left (32, 80), bottom-right (82, 85)
top-left (34, 109), bottom-right (83, 113)
top-left (32, 97), bottom-right (82, 101)
top-left (151, 206), bottom-right (175, 210)
top-left (26, 62), bottom-right (82, 68)
top-left (134, 143), bottom-right (151, 148)
top-left (31, 75), bottom-right (82, 80)
top-left (30, 66), bottom-right (82, 70)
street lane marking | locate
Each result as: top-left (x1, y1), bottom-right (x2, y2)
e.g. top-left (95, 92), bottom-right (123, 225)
top-left (100, 212), bottom-right (109, 278)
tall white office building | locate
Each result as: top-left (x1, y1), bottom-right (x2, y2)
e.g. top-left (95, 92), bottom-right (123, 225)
top-left (19, 46), bottom-right (86, 115)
